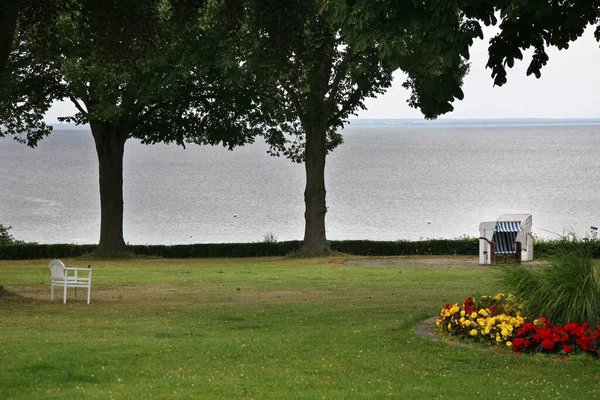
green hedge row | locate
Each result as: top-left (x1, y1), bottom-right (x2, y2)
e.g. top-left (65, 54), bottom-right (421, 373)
top-left (4, 238), bottom-right (598, 260)
top-left (0, 239), bottom-right (478, 260)
top-left (533, 240), bottom-right (600, 258)
top-left (329, 239), bottom-right (478, 256)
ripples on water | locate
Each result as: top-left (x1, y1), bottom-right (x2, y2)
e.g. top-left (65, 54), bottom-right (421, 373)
top-left (1, 124), bottom-right (599, 244)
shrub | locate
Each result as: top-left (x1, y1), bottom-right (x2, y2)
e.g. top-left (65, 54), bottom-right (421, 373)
top-left (496, 238), bottom-right (600, 326)
top-left (0, 224), bottom-right (22, 245)
top-left (262, 232), bottom-right (278, 243)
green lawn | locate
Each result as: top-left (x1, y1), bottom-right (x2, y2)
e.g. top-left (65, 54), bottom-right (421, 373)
top-left (1, 256), bottom-right (598, 399)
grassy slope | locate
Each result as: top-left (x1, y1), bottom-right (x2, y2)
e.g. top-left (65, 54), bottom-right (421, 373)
top-left (1, 256), bottom-right (598, 399)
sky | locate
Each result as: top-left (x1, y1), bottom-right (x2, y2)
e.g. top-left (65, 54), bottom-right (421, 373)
top-left (44, 24), bottom-right (600, 122)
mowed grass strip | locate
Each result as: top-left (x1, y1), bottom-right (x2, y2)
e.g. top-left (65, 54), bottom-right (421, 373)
top-left (1, 256), bottom-right (598, 399)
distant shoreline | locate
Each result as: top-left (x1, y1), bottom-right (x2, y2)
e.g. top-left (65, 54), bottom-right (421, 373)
top-left (46, 118), bottom-right (600, 130)
top-left (345, 118), bottom-right (600, 128)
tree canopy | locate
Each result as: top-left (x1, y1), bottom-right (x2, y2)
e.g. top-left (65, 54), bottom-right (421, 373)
top-left (326, 0), bottom-right (600, 88)
top-left (481, 0), bottom-right (600, 86)
top-left (234, 0), bottom-right (487, 253)
top-left (0, 0), bottom-right (260, 254)
top-left (236, 0), bottom-right (395, 253)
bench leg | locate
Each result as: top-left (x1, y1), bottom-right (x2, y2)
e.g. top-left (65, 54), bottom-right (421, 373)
top-left (74, 287), bottom-right (77, 300)
top-left (63, 284), bottom-right (67, 304)
top-left (51, 284), bottom-right (54, 300)
top-left (87, 285), bottom-right (91, 304)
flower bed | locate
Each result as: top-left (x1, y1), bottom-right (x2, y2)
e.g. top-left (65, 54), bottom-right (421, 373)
top-left (437, 294), bottom-right (600, 358)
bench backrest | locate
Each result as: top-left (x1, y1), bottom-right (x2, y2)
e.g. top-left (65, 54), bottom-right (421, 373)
top-left (49, 259), bottom-right (66, 279)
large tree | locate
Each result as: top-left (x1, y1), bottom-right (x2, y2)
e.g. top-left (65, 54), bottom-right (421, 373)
top-left (239, 0), bottom-right (479, 254)
top-left (0, 0), bottom-right (258, 255)
top-left (243, 0), bottom-right (393, 253)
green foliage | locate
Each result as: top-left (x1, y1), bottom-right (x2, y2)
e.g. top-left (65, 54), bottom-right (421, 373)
top-left (482, 0), bottom-right (600, 86)
top-left (1, 0), bottom-right (262, 254)
top-left (497, 239), bottom-right (600, 326)
top-left (0, 239), bottom-right (482, 260)
top-left (324, 0), bottom-right (482, 118)
top-left (330, 238), bottom-right (478, 256)
top-left (262, 232), bottom-right (278, 243)
top-left (0, 224), bottom-right (22, 245)
top-left (535, 238), bottom-right (600, 258)
top-left (7, 237), bottom-right (600, 260)
top-left (0, 242), bottom-right (302, 260)
top-left (240, 0), bottom-right (394, 161)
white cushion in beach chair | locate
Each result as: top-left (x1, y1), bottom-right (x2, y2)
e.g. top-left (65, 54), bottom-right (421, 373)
top-left (49, 259), bottom-right (93, 304)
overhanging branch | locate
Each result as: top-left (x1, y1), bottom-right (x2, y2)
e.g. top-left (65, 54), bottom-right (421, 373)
top-left (282, 83), bottom-right (308, 128)
top-left (325, 47), bottom-right (353, 118)
top-left (69, 96), bottom-right (88, 115)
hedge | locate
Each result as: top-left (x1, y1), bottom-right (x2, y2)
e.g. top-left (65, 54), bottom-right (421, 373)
top-left (0, 239), bottom-right (477, 260)
top-left (3, 238), bottom-right (598, 260)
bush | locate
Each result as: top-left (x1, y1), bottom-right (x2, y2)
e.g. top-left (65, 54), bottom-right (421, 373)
top-left (497, 239), bottom-right (600, 326)
top-left (0, 224), bottom-right (22, 245)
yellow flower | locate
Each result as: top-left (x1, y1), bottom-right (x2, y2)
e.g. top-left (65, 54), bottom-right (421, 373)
top-left (470, 312), bottom-right (478, 319)
top-left (469, 329), bottom-right (478, 336)
top-left (447, 323), bottom-right (452, 330)
top-left (478, 309), bottom-right (489, 317)
top-left (460, 310), bottom-right (466, 317)
top-left (464, 320), bottom-right (471, 327)
top-left (495, 293), bottom-right (504, 301)
top-left (506, 341), bottom-right (512, 347)
top-left (496, 335), bottom-right (502, 343)
top-left (450, 305), bottom-right (460, 314)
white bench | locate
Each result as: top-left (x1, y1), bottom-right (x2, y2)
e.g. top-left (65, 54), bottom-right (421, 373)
top-left (49, 259), bottom-right (93, 304)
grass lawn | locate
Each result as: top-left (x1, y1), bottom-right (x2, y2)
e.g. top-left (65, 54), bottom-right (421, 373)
top-left (1, 255), bottom-right (598, 399)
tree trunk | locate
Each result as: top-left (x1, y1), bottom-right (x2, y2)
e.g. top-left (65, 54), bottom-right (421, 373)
top-left (301, 124), bottom-right (330, 254)
top-left (91, 122), bottom-right (129, 256)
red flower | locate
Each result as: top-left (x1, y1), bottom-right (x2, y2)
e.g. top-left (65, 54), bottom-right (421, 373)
top-left (563, 344), bottom-right (573, 353)
top-left (463, 297), bottom-right (474, 314)
top-left (538, 327), bottom-right (554, 341)
top-left (518, 323), bottom-right (535, 336)
top-left (542, 339), bottom-right (555, 350)
top-left (576, 335), bottom-right (595, 351)
top-left (564, 323), bottom-right (580, 335)
top-left (512, 337), bottom-right (525, 351)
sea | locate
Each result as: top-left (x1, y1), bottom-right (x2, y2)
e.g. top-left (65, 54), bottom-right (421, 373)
top-left (1, 119), bottom-right (600, 245)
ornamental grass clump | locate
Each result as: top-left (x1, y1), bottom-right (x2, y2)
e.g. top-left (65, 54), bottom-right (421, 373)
top-left (496, 238), bottom-right (600, 327)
